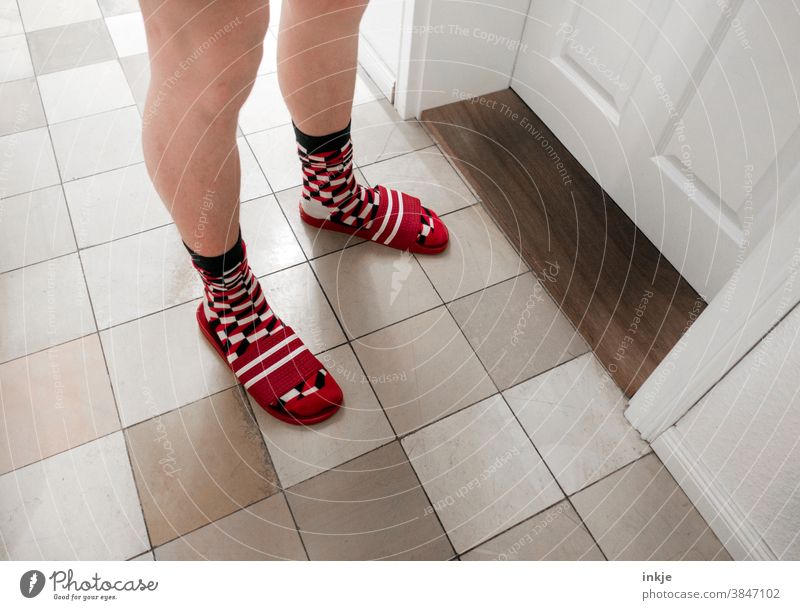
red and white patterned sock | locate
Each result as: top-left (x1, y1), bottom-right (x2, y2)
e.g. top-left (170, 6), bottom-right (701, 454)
top-left (294, 121), bottom-right (446, 250)
top-left (187, 234), bottom-right (341, 423)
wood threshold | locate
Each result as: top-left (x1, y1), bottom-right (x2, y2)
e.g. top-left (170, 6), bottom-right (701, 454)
top-left (421, 89), bottom-right (705, 397)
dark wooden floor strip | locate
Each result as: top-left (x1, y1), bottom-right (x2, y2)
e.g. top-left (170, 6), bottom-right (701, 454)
top-left (421, 89), bottom-right (705, 396)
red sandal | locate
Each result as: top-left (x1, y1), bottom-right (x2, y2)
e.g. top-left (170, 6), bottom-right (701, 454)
top-left (193, 241), bottom-right (343, 425)
top-left (299, 185), bottom-right (449, 255)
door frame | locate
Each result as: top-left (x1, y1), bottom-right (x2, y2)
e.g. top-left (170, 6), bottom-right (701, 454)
top-left (624, 197), bottom-right (800, 440)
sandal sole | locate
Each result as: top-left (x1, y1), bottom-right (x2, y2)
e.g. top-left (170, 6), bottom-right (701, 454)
top-left (299, 204), bottom-right (449, 255)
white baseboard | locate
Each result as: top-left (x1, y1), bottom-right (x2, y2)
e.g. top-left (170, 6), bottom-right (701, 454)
top-left (653, 429), bottom-right (777, 561)
top-left (358, 34), bottom-right (396, 102)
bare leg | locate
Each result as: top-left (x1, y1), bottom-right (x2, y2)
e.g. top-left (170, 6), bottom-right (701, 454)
top-left (139, 0), bottom-right (269, 255)
top-left (277, 0), bottom-right (368, 135)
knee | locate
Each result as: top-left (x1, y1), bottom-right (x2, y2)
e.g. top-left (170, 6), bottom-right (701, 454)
top-left (146, 9), bottom-right (269, 121)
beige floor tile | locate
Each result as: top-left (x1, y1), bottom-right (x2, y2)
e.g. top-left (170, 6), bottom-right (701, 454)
top-left (38, 60), bottom-right (134, 124)
top-left (0, 185), bottom-right (76, 273)
top-left (0, 127), bottom-right (60, 198)
top-left (50, 106), bottom-right (143, 181)
top-left (503, 353), bottom-right (649, 495)
top-left (28, 19), bottom-right (117, 75)
top-left (0, 334), bottom-right (119, 475)
top-left (18, 0), bottom-right (101, 32)
top-left (155, 493), bottom-right (306, 560)
top-left (572, 454), bottom-right (731, 560)
top-left (417, 205), bottom-right (525, 301)
top-left (359, 148), bottom-right (476, 215)
top-left (239, 195), bottom-right (305, 275)
top-left (237, 137), bottom-right (271, 202)
top-left (80, 223), bottom-right (201, 329)
top-left (0, 254), bottom-right (95, 363)
top-left (449, 273), bottom-right (589, 390)
top-left (63, 162), bottom-right (170, 248)
top-left (100, 299), bottom-right (236, 427)
top-left (312, 242), bottom-right (441, 339)
top-left (0, 431), bottom-right (149, 560)
top-left (126, 387), bottom-right (278, 546)
top-left (274, 171), bottom-right (368, 259)
top-left (105, 11), bottom-right (147, 57)
top-left (239, 73), bottom-right (291, 134)
top-left (246, 123), bottom-right (302, 193)
top-left (118, 52), bottom-right (148, 113)
top-left (286, 442), bottom-right (453, 560)
top-left (402, 396), bottom-right (564, 553)
top-left (353, 307), bottom-right (496, 435)
top-left (351, 99), bottom-right (433, 166)
top-left (0, 34), bottom-right (33, 82)
top-left (0, 77), bottom-right (46, 137)
top-left (462, 500), bottom-right (604, 560)
top-left (257, 263), bottom-right (346, 355)
top-left (253, 344), bottom-right (394, 488)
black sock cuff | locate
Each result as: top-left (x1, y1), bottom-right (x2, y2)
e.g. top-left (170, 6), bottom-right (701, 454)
top-left (184, 230), bottom-right (244, 276)
top-left (293, 120), bottom-right (351, 154)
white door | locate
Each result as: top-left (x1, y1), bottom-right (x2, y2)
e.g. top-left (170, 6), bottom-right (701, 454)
top-left (510, 0), bottom-right (800, 298)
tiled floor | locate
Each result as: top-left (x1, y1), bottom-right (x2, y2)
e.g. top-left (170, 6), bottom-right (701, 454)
top-left (0, 3), bottom-right (730, 561)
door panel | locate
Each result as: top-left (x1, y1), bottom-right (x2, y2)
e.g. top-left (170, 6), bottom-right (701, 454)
top-left (511, 0), bottom-right (800, 297)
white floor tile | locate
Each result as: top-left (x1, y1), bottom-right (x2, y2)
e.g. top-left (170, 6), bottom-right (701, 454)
top-left (239, 73), bottom-right (291, 134)
top-left (0, 185), bottom-right (76, 273)
top-left (237, 137), bottom-right (271, 202)
top-left (63, 162), bottom-right (171, 248)
top-left (101, 299), bottom-right (236, 427)
top-left (312, 242), bottom-right (442, 339)
top-left (105, 11), bottom-right (147, 57)
top-left (0, 127), bottom-right (60, 198)
top-left (0, 254), bottom-right (95, 363)
top-left (0, 0), bottom-right (24, 37)
top-left (351, 98), bottom-right (433, 166)
top-left (0, 432), bottom-right (149, 560)
top-left (253, 344), bottom-right (394, 488)
top-left (503, 353), bottom-right (649, 495)
top-left (417, 205), bottom-right (525, 301)
top-left (353, 70), bottom-right (382, 106)
top-left (403, 395), bottom-right (564, 553)
top-left (18, 0), bottom-right (102, 32)
top-left (50, 106), bottom-right (143, 181)
top-left (0, 34), bottom-right (33, 82)
top-left (360, 148), bottom-right (476, 215)
top-left (239, 195), bottom-right (305, 274)
top-left (245, 123), bottom-right (302, 192)
top-left (0, 77), bottom-right (46, 137)
top-left (80, 223), bottom-right (201, 329)
top-left (255, 262), bottom-right (346, 355)
top-left (98, 0), bottom-right (140, 18)
top-left (37, 60), bottom-right (135, 124)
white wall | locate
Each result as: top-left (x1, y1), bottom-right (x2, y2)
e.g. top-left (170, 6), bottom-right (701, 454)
top-left (661, 303), bottom-right (800, 560)
top-left (361, 0), bottom-right (403, 76)
top-left (402, 0), bottom-right (531, 115)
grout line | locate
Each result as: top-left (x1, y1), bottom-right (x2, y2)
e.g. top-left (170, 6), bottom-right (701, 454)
top-left (235, 387), bottom-right (312, 561)
top-left (10, 1), bottom-right (157, 558)
top-left (413, 254), bottom-right (609, 560)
